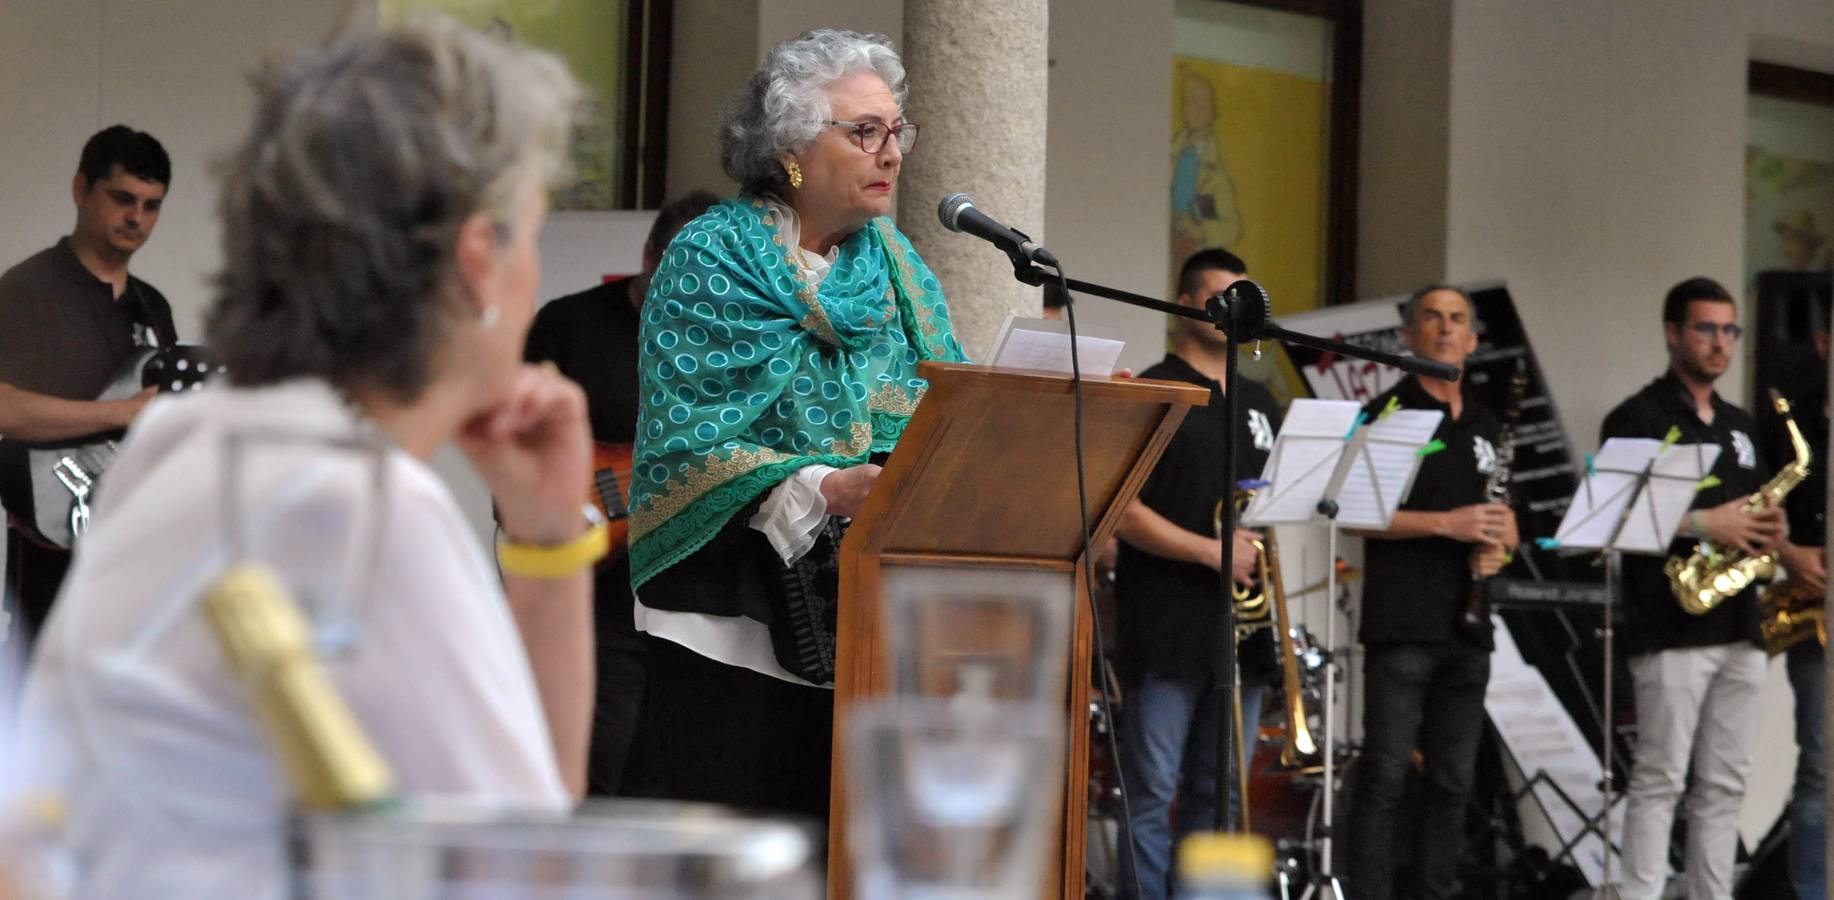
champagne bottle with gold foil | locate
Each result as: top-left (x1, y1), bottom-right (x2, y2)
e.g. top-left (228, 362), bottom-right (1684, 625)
top-left (203, 564), bottom-right (395, 811)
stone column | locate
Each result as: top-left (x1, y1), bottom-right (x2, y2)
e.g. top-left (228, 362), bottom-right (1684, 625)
top-left (898, 0), bottom-right (1048, 361)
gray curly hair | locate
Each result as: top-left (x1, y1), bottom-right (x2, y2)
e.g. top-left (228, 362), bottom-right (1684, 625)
top-left (719, 29), bottom-right (907, 194)
top-left (206, 18), bottom-right (577, 402)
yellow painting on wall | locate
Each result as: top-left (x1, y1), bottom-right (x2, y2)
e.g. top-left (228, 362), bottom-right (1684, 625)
top-left (381, 0), bottom-right (624, 210)
top-left (1171, 56), bottom-right (1328, 317)
top-left (1747, 146), bottom-right (1834, 273)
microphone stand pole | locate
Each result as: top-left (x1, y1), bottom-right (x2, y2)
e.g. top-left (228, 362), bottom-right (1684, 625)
top-left (1006, 260), bottom-right (1458, 845)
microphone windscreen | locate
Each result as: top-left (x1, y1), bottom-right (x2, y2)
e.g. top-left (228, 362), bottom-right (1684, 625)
top-left (937, 193), bottom-right (973, 232)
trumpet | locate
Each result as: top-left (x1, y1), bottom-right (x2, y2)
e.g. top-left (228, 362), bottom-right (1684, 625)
top-left (1214, 490), bottom-right (1319, 827)
top-left (1223, 490), bottom-right (1272, 624)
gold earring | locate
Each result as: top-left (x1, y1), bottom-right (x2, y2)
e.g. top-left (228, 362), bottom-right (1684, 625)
top-left (785, 160), bottom-right (803, 189)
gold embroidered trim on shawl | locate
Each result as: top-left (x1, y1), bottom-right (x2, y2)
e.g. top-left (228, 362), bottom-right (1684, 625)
top-left (867, 382), bottom-right (922, 416)
top-left (628, 421), bottom-right (874, 543)
top-left (875, 220), bottom-right (952, 358)
top-left (796, 284), bottom-right (845, 346)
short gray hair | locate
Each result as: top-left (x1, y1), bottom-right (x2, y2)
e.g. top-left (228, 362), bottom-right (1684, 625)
top-left (207, 18), bottom-right (577, 402)
top-left (1401, 283), bottom-right (1473, 328)
top-left (719, 29), bottom-right (907, 194)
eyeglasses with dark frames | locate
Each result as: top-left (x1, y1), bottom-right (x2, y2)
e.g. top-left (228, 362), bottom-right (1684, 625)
top-left (825, 119), bottom-right (920, 154)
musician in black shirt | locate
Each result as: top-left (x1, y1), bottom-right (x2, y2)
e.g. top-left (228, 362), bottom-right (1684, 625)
top-left (0, 126), bottom-right (176, 646)
top-left (1602, 277), bottom-right (1780, 900)
top-left (521, 190), bottom-right (715, 796)
top-left (1112, 249), bottom-right (1281, 900)
top-left (1761, 324), bottom-right (1827, 900)
top-left (1346, 285), bottom-right (1515, 900)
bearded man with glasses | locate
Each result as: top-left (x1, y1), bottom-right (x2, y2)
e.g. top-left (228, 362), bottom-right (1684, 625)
top-left (1600, 276), bottom-right (1784, 900)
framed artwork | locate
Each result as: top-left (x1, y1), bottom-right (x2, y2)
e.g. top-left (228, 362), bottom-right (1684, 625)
top-left (380, 0), bottom-right (672, 210)
top-left (1746, 62), bottom-right (1834, 410)
top-left (1169, 0), bottom-right (1360, 315)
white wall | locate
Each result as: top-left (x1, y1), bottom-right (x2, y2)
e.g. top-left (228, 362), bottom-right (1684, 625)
top-left (664, 0), bottom-right (755, 199)
top-left (757, 0), bottom-right (902, 55)
top-left (0, 0), bottom-right (347, 339)
top-left (1046, 0), bottom-right (1177, 374)
top-left (1356, 0), bottom-right (1450, 298)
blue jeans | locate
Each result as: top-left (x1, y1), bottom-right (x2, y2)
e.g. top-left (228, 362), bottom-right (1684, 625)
top-left (1788, 641), bottom-right (1826, 900)
top-left (1116, 671), bottom-right (1267, 900)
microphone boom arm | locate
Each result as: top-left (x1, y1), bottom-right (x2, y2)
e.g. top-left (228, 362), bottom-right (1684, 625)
top-left (1009, 261), bottom-right (1460, 382)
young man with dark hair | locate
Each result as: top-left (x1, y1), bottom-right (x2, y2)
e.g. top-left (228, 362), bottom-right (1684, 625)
top-left (1345, 284), bottom-right (1516, 900)
top-left (0, 125), bottom-right (177, 644)
top-left (1112, 248), bottom-right (1281, 900)
top-left (1604, 276), bottom-right (1782, 900)
top-left (521, 189), bottom-right (718, 796)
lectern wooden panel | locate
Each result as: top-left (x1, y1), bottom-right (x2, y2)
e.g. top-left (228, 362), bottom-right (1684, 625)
top-left (829, 362), bottom-right (1208, 899)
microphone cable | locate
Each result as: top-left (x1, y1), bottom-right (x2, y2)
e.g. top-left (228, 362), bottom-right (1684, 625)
top-left (1054, 263), bottom-right (1145, 900)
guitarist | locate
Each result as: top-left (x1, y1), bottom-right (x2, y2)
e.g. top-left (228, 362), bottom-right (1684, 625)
top-left (520, 190), bottom-right (716, 796)
top-left (0, 126), bottom-right (176, 646)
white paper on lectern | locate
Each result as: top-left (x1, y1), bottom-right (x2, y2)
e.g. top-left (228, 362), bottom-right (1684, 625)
top-left (985, 314), bottom-right (1125, 375)
top-left (1241, 399), bottom-right (1362, 525)
top-left (1329, 408), bottom-right (1444, 530)
top-left (1551, 438), bottom-right (1721, 554)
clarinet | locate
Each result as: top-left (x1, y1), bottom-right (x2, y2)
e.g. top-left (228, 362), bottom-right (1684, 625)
top-left (1460, 361), bottom-right (1526, 637)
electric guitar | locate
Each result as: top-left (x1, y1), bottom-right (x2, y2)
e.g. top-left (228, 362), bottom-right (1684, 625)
top-left (587, 441), bottom-right (634, 570)
top-left (25, 345), bottom-right (215, 548)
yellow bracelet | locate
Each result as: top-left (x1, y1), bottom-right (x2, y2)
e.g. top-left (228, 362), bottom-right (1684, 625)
top-left (497, 511), bottom-right (610, 579)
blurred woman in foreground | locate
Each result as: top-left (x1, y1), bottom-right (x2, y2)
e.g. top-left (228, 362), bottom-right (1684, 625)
top-left (21, 20), bottom-right (595, 897)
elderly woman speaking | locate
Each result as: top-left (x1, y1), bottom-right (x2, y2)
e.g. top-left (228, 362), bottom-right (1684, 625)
top-left (622, 30), bottom-right (965, 819)
top-left (20, 21), bottom-right (595, 897)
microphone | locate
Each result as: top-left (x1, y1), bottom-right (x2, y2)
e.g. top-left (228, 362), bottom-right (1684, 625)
top-left (937, 193), bottom-right (1058, 266)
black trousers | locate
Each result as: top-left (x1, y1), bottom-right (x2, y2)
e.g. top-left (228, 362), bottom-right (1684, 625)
top-left (1346, 641), bottom-right (1490, 900)
top-left (620, 633), bottom-right (834, 826)
top-left (586, 630), bottom-right (647, 797)
top-left (4, 525), bottom-right (69, 651)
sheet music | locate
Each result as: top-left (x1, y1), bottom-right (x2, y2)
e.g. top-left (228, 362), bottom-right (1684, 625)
top-left (1278, 398), bottom-right (1364, 437)
top-left (1551, 438), bottom-right (1720, 554)
top-left (986, 314), bottom-right (1125, 375)
top-left (1330, 408), bottom-right (1444, 529)
top-left (1241, 399), bottom-right (1361, 525)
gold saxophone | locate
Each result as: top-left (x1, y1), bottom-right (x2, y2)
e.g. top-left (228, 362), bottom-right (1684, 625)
top-left (1759, 577), bottom-right (1825, 656)
top-left (1667, 389), bottom-right (1811, 615)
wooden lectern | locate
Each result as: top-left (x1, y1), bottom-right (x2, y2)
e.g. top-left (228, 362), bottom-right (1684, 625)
top-left (828, 361), bottom-right (1209, 899)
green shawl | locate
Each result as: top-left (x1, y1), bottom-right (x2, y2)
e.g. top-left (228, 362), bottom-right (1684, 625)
top-left (627, 196), bottom-right (966, 589)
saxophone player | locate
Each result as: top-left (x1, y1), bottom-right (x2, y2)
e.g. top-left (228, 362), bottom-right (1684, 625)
top-left (1602, 277), bottom-right (1784, 900)
top-left (1346, 285), bottom-right (1515, 900)
top-left (1762, 324), bottom-right (1828, 900)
